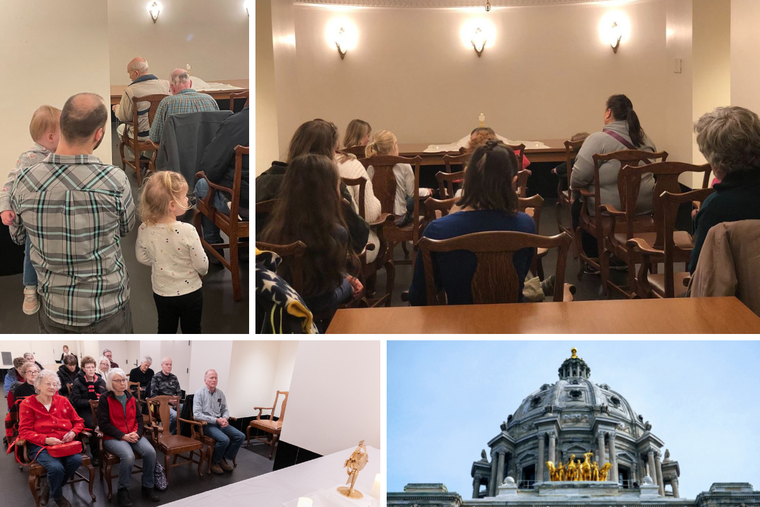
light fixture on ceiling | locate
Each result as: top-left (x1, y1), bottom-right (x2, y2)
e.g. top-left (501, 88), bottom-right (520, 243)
top-left (147, 1), bottom-right (162, 23)
top-left (471, 27), bottom-right (487, 57)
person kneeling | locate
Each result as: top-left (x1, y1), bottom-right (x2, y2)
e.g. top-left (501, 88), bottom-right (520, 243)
top-left (193, 370), bottom-right (244, 474)
top-left (97, 369), bottom-right (160, 506)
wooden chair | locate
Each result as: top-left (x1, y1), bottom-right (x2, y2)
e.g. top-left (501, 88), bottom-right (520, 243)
top-left (436, 170), bottom-right (465, 199)
top-left (557, 140), bottom-right (584, 242)
top-left (145, 395), bottom-right (206, 485)
top-left (358, 155), bottom-right (423, 265)
top-left (255, 241), bottom-right (307, 295)
top-left (16, 432), bottom-right (96, 506)
top-left (598, 160), bottom-right (707, 298)
top-left (66, 383), bottom-right (73, 397)
top-left (341, 145), bottom-right (367, 158)
top-left (128, 381), bottom-right (143, 402)
top-left (504, 142), bottom-right (526, 171)
top-left (574, 149), bottom-right (668, 285)
top-left (88, 400), bottom-right (143, 501)
top-left (229, 89), bottom-right (249, 112)
top-left (246, 391), bottom-right (289, 460)
top-left (183, 394), bottom-right (238, 474)
top-left (518, 194), bottom-right (548, 280)
top-left (341, 176), bottom-right (394, 307)
top-left (417, 231), bottom-right (573, 305)
top-left (443, 152), bottom-right (470, 174)
top-left (628, 186), bottom-right (714, 298)
top-left (118, 94), bottom-right (167, 187)
top-left (516, 169), bottom-right (531, 197)
top-left (194, 145), bottom-right (250, 301)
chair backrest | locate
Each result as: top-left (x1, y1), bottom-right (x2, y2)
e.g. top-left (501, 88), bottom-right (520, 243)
top-left (502, 143), bottom-right (526, 170)
top-left (435, 170), bottom-right (465, 199)
top-left (341, 177), bottom-right (367, 220)
top-left (619, 161), bottom-right (710, 243)
top-left (89, 399), bottom-right (99, 428)
top-left (128, 381), bottom-right (142, 401)
top-left (229, 90), bottom-right (249, 112)
top-left (127, 94), bottom-right (167, 150)
top-left (518, 194), bottom-right (544, 232)
top-left (358, 155), bottom-right (422, 216)
top-left (422, 196), bottom-right (458, 231)
top-left (255, 240), bottom-right (307, 295)
top-left (274, 390), bottom-right (289, 423)
top-left (341, 145), bottom-right (367, 158)
top-left (146, 395), bottom-right (181, 439)
top-left (563, 139), bottom-right (584, 192)
top-left (660, 187), bottom-right (714, 297)
top-left (443, 152), bottom-right (471, 174)
top-left (516, 169), bottom-right (531, 197)
top-left (229, 145), bottom-right (249, 220)
top-left (417, 231), bottom-right (572, 304)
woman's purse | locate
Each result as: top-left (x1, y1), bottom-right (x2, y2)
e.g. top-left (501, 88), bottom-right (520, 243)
top-left (47, 440), bottom-right (83, 458)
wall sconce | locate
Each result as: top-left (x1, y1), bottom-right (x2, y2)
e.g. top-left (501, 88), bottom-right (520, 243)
top-left (147, 1), bottom-right (162, 23)
top-left (471, 27), bottom-right (487, 57)
top-left (244, 0), bottom-right (250, 16)
top-left (599, 12), bottom-right (630, 55)
top-left (326, 19), bottom-right (358, 61)
top-left (335, 27), bottom-right (348, 60)
top-left (609, 22), bottom-right (622, 53)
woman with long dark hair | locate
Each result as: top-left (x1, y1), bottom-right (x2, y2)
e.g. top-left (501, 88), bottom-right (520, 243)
top-left (570, 94), bottom-right (657, 262)
top-left (407, 141), bottom-right (536, 306)
top-left (261, 154), bottom-right (363, 320)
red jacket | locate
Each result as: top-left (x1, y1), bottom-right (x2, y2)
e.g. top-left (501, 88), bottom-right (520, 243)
top-left (97, 391), bottom-right (143, 441)
top-left (18, 394), bottom-right (84, 447)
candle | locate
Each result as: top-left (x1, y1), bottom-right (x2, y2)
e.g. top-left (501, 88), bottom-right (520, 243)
top-left (296, 498), bottom-right (312, 507)
top-left (371, 474), bottom-right (381, 500)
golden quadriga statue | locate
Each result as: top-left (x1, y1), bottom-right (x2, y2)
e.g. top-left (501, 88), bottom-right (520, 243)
top-left (546, 451), bottom-right (614, 482)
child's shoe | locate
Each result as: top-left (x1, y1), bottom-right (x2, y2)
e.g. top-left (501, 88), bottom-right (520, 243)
top-left (23, 286), bottom-right (39, 315)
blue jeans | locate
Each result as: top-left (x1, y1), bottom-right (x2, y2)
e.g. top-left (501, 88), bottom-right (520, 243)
top-left (194, 178), bottom-right (229, 244)
top-left (28, 443), bottom-right (82, 501)
top-left (203, 423), bottom-right (244, 463)
top-left (23, 236), bottom-right (38, 286)
top-left (102, 437), bottom-right (155, 490)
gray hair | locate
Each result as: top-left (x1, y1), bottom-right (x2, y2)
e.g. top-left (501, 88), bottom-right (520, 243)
top-left (128, 59), bottom-right (149, 74)
top-left (98, 356), bottom-right (111, 371)
top-left (24, 352), bottom-right (34, 360)
top-left (204, 369), bottom-right (217, 379)
top-left (19, 361), bottom-right (39, 378)
top-left (106, 368), bottom-right (127, 392)
top-left (34, 369), bottom-right (60, 394)
top-left (694, 106), bottom-right (760, 178)
top-left (102, 349), bottom-right (112, 355)
top-left (142, 356), bottom-right (153, 366)
top-left (170, 69), bottom-right (190, 86)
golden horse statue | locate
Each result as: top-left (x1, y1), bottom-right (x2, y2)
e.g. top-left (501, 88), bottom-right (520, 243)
top-left (546, 461), bottom-right (557, 481)
top-left (591, 461), bottom-right (600, 481)
top-left (566, 455), bottom-right (577, 481)
top-left (599, 462), bottom-right (613, 482)
top-left (580, 452), bottom-right (594, 481)
top-left (557, 460), bottom-right (565, 481)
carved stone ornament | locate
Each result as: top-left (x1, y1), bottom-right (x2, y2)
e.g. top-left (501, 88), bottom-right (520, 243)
top-left (644, 421), bottom-right (652, 431)
top-left (599, 383), bottom-right (610, 390)
top-left (569, 378), bottom-right (580, 385)
top-left (541, 383), bottom-right (551, 391)
top-left (530, 395), bottom-right (542, 408)
top-left (544, 405), bottom-right (554, 415)
top-left (561, 413), bottom-right (589, 425)
top-left (609, 395), bottom-right (621, 407)
top-left (507, 414), bottom-right (514, 423)
top-left (481, 449), bottom-right (488, 462)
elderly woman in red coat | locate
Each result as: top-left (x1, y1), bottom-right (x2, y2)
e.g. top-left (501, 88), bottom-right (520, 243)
top-left (18, 369), bottom-right (84, 507)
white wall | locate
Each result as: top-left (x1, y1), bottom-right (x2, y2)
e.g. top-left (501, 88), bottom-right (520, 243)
top-left (281, 341), bottom-right (381, 455)
top-left (664, 0), bottom-right (694, 173)
top-left (107, 0), bottom-right (249, 85)
top-left (272, 0), bottom-right (301, 166)
top-left (0, 1), bottom-right (112, 184)
top-left (730, 0), bottom-right (760, 113)
top-left (287, 2), bottom-right (670, 151)
top-left (160, 340), bottom-right (192, 391)
top-left (257, 0), bottom-right (281, 175)
top-left (186, 341), bottom-right (234, 395)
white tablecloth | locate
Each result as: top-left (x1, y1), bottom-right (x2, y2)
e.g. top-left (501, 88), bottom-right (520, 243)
top-left (160, 446), bottom-right (380, 507)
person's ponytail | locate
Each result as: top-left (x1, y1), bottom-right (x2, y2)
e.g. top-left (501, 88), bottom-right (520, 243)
top-left (627, 108), bottom-right (645, 148)
top-left (365, 141), bottom-right (378, 158)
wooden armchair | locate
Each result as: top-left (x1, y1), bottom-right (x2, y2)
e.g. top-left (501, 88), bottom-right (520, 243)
top-left (358, 155), bottom-right (423, 265)
top-left (88, 400), bottom-right (143, 501)
top-left (246, 390), bottom-right (289, 460)
top-left (575, 149), bottom-right (668, 285)
top-left (417, 231), bottom-right (573, 305)
top-left (443, 152), bottom-right (470, 174)
top-left (183, 394), bottom-right (238, 474)
top-left (341, 176), bottom-right (394, 307)
top-left (194, 145), bottom-right (250, 301)
top-left (341, 145), bottom-right (367, 158)
top-left (118, 94), bottom-right (167, 187)
top-left (628, 186), bottom-right (714, 298)
top-left (598, 160), bottom-right (706, 298)
top-left (435, 170), bottom-right (464, 199)
top-left (518, 194), bottom-right (548, 280)
top-left (229, 89), bottom-right (249, 112)
top-left (128, 381), bottom-right (143, 402)
top-left (145, 395), bottom-right (206, 485)
top-left (16, 431), bottom-right (95, 506)
top-left (255, 241), bottom-right (307, 295)
top-left (557, 139), bottom-right (584, 242)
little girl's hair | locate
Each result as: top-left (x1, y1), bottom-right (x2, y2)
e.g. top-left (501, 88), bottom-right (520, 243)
top-left (365, 130), bottom-right (396, 158)
top-left (139, 171), bottom-right (190, 224)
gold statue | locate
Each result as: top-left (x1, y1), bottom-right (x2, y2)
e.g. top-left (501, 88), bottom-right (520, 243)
top-left (571, 348), bottom-right (578, 359)
top-left (546, 461), bottom-right (557, 481)
top-left (599, 462), bottom-right (613, 482)
top-left (338, 440), bottom-right (369, 499)
top-left (591, 462), bottom-right (600, 481)
top-left (566, 455), bottom-right (577, 481)
top-left (557, 460), bottom-right (565, 481)
top-left (580, 452), bottom-right (593, 481)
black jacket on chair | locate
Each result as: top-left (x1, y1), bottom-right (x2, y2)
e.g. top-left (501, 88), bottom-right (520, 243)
top-left (199, 106), bottom-right (250, 210)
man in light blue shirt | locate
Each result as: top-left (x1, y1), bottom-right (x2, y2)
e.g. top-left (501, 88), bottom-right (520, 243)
top-left (193, 370), bottom-right (244, 474)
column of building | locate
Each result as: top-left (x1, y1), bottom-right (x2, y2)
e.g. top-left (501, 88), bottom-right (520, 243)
top-left (597, 432), bottom-right (606, 469)
top-left (608, 432), bottom-right (618, 483)
top-left (489, 451), bottom-right (498, 497)
top-left (672, 477), bottom-right (680, 498)
top-left (473, 476), bottom-right (482, 499)
top-left (548, 432), bottom-right (556, 473)
top-left (496, 450), bottom-right (506, 489)
top-left (654, 451), bottom-right (665, 496)
top-left (537, 433), bottom-right (545, 483)
top-left (647, 450), bottom-right (657, 482)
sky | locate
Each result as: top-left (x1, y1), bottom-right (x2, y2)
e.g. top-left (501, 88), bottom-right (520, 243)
top-left (388, 341), bottom-right (760, 500)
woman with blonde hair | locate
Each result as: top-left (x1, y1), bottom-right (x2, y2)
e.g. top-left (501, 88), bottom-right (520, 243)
top-left (343, 119), bottom-right (372, 149)
top-left (136, 171), bottom-right (209, 333)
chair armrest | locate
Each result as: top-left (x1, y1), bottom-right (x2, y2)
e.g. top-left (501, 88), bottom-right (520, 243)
top-left (229, 417), bottom-right (237, 422)
top-left (368, 213), bottom-right (393, 227)
top-left (253, 406), bottom-right (273, 411)
top-left (578, 189), bottom-right (594, 198)
top-left (597, 204), bottom-right (625, 216)
top-left (178, 417), bottom-right (204, 428)
top-left (626, 238), bottom-right (663, 257)
top-left (195, 171), bottom-right (234, 196)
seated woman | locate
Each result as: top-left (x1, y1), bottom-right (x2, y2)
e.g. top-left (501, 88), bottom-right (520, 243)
top-left (97, 356), bottom-right (111, 378)
top-left (261, 154), bottom-right (363, 327)
top-left (71, 356), bottom-right (106, 467)
top-left (128, 356), bottom-right (154, 398)
top-left (56, 355), bottom-right (79, 399)
top-left (570, 94), bottom-right (657, 262)
top-left (18, 369), bottom-right (85, 507)
top-left (343, 119), bottom-right (372, 149)
top-left (689, 106), bottom-right (760, 273)
top-left (97, 369), bottom-right (160, 505)
top-left (408, 141), bottom-right (536, 306)
top-left (8, 361), bottom-right (39, 413)
top-left (365, 130), bottom-right (432, 225)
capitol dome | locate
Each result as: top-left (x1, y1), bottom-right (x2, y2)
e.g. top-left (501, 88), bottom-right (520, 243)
top-left (470, 348), bottom-right (680, 500)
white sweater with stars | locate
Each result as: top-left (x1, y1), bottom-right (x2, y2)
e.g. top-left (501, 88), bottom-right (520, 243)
top-left (136, 221), bottom-right (209, 297)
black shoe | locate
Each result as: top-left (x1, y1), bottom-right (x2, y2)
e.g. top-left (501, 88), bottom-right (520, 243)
top-left (54, 496), bottom-right (71, 507)
top-left (40, 477), bottom-right (50, 506)
top-left (208, 248), bottom-right (224, 266)
top-left (91, 454), bottom-right (99, 467)
top-left (117, 488), bottom-right (133, 507)
top-left (142, 486), bottom-right (160, 502)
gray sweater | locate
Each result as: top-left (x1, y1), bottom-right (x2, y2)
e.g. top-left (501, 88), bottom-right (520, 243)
top-left (570, 121), bottom-right (656, 216)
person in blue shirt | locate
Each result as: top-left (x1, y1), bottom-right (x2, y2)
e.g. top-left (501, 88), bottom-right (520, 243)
top-left (408, 140), bottom-right (536, 306)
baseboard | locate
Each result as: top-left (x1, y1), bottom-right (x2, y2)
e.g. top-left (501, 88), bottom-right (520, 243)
top-left (272, 440), bottom-right (322, 471)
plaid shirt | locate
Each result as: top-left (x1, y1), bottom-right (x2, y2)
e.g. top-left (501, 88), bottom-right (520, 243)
top-left (0, 143), bottom-right (50, 212)
top-left (149, 88), bottom-right (220, 143)
top-left (9, 154), bottom-right (135, 326)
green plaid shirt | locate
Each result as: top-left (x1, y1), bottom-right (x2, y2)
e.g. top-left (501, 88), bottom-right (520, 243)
top-left (149, 88), bottom-right (220, 143)
top-left (10, 154), bottom-right (135, 327)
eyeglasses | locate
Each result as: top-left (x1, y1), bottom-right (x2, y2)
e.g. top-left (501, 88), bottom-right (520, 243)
top-left (112, 379), bottom-right (127, 383)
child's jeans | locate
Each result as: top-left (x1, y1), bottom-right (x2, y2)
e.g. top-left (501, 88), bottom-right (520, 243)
top-left (23, 237), bottom-right (38, 287)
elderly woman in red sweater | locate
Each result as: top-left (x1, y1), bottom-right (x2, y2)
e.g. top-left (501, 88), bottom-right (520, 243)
top-left (18, 369), bottom-right (84, 507)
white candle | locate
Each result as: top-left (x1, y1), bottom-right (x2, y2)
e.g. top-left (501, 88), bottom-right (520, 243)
top-left (371, 474), bottom-right (381, 500)
top-left (297, 498), bottom-right (313, 507)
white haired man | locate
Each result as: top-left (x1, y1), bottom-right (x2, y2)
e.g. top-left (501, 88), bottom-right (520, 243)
top-left (193, 370), bottom-right (244, 474)
top-left (149, 69), bottom-right (219, 144)
top-left (148, 358), bottom-right (181, 434)
top-left (128, 356), bottom-right (154, 398)
top-left (113, 57), bottom-right (170, 149)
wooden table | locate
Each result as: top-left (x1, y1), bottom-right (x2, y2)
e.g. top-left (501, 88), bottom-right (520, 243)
top-left (399, 139), bottom-right (567, 165)
top-left (109, 78), bottom-right (249, 106)
top-left (326, 296), bottom-right (760, 334)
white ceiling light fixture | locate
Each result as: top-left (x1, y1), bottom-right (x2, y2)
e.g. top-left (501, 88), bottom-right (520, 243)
top-left (147, 1), bottom-right (162, 23)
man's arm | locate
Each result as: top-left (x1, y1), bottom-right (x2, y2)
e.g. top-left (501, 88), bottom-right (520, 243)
top-left (8, 186), bottom-right (26, 246)
top-left (220, 392), bottom-right (230, 420)
top-left (115, 91), bottom-right (133, 124)
top-left (117, 171), bottom-right (136, 237)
